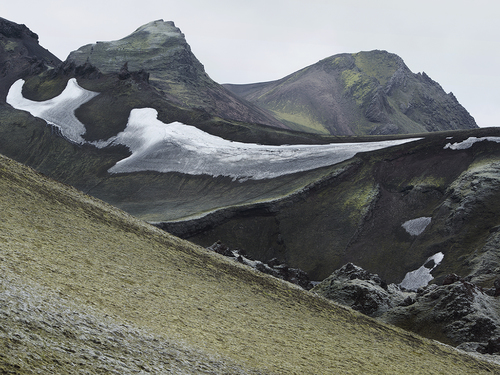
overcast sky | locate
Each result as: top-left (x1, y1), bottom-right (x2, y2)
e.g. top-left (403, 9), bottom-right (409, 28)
top-left (4, 0), bottom-right (499, 127)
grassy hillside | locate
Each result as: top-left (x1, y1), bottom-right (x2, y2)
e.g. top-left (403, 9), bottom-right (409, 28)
top-left (0, 155), bottom-right (498, 373)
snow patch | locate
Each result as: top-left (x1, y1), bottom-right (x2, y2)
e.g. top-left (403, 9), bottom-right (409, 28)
top-left (399, 252), bottom-right (444, 291)
top-left (101, 108), bottom-right (421, 179)
top-left (444, 137), bottom-right (500, 150)
top-left (6, 78), bottom-right (99, 144)
top-left (402, 217), bottom-right (432, 236)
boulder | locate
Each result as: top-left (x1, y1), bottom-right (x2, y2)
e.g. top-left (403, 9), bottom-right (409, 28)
top-left (206, 241), bottom-right (313, 290)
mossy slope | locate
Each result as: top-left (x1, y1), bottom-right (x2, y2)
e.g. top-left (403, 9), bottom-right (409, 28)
top-left (0, 153), bottom-right (498, 374)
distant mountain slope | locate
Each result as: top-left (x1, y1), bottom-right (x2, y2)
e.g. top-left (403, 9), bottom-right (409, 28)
top-left (225, 50), bottom-right (478, 135)
top-left (0, 153), bottom-right (498, 374)
top-left (66, 19), bottom-right (287, 128)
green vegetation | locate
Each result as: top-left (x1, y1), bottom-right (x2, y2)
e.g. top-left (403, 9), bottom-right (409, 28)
top-left (352, 51), bottom-right (401, 86)
top-left (0, 153), bottom-right (498, 374)
top-left (269, 107), bottom-right (330, 134)
top-left (226, 50), bottom-right (477, 136)
top-left (340, 69), bottom-right (377, 105)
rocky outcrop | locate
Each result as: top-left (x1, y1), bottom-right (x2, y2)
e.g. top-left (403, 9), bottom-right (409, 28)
top-left (313, 263), bottom-right (500, 355)
top-left (207, 241), bottom-right (314, 290)
top-left (0, 17), bottom-right (61, 101)
top-left (382, 277), bottom-right (500, 351)
top-left (312, 263), bottom-right (410, 317)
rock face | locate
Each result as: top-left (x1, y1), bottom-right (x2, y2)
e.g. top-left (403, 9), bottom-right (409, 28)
top-left (0, 17), bottom-right (60, 100)
top-left (66, 20), bottom-right (286, 128)
top-left (313, 263), bottom-right (500, 355)
top-left (383, 278), bottom-right (500, 352)
top-left (225, 50), bottom-right (477, 135)
top-left (183, 131), bottom-right (500, 283)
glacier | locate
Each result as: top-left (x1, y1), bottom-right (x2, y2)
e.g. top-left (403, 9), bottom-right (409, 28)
top-left (444, 136), bottom-right (500, 150)
top-left (402, 217), bottom-right (432, 236)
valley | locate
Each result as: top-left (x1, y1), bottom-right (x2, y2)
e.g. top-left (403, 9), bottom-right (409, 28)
top-left (1, 16), bottom-right (500, 373)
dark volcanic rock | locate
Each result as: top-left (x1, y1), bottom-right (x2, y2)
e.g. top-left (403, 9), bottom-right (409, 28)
top-left (381, 276), bottom-right (500, 349)
top-left (0, 17), bottom-right (61, 101)
top-left (312, 263), bottom-right (408, 317)
top-left (206, 241), bottom-right (313, 290)
top-left (65, 20), bottom-right (286, 128)
top-left (314, 263), bottom-right (500, 355)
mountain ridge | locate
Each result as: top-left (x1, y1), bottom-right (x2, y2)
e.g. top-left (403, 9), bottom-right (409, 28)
top-left (65, 19), bottom-right (288, 129)
top-left (0, 17), bottom-right (60, 101)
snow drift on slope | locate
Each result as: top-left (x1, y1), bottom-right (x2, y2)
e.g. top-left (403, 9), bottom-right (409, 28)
top-left (7, 78), bottom-right (421, 180)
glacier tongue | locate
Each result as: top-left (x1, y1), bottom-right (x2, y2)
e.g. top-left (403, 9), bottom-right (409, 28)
top-left (7, 78), bottom-right (99, 144)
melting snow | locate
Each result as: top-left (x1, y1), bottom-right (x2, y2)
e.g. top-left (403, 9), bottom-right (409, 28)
top-left (399, 252), bottom-right (444, 291)
top-left (99, 108), bottom-right (421, 179)
top-left (444, 137), bottom-right (500, 150)
top-left (402, 217), bottom-right (432, 236)
top-left (7, 78), bottom-right (422, 180)
top-left (6, 78), bottom-right (99, 144)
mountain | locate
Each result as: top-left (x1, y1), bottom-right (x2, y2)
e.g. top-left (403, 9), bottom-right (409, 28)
top-left (65, 19), bottom-right (287, 129)
top-left (0, 17), bottom-right (498, 288)
top-left (224, 50), bottom-right (478, 135)
top-left (172, 128), bottom-right (500, 284)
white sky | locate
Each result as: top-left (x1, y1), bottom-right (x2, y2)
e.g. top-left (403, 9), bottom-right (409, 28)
top-left (3, 0), bottom-right (499, 127)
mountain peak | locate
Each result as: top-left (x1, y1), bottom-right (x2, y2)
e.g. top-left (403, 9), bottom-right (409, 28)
top-left (0, 17), bottom-right (61, 101)
top-left (0, 17), bottom-right (38, 40)
top-left (66, 21), bottom-right (287, 127)
top-left (67, 19), bottom-right (191, 75)
top-left (131, 19), bottom-right (183, 38)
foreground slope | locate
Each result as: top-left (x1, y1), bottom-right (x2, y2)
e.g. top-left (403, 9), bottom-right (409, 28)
top-left (0, 155), bottom-right (498, 374)
top-left (225, 50), bottom-right (477, 135)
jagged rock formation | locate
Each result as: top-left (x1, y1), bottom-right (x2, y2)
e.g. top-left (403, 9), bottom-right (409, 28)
top-left (207, 241), bottom-right (313, 290)
top-left (0, 17), bottom-right (60, 100)
top-left (311, 263), bottom-right (410, 317)
top-left (66, 20), bottom-right (286, 128)
top-left (225, 50), bottom-right (478, 135)
top-left (313, 264), bottom-right (500, 355)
